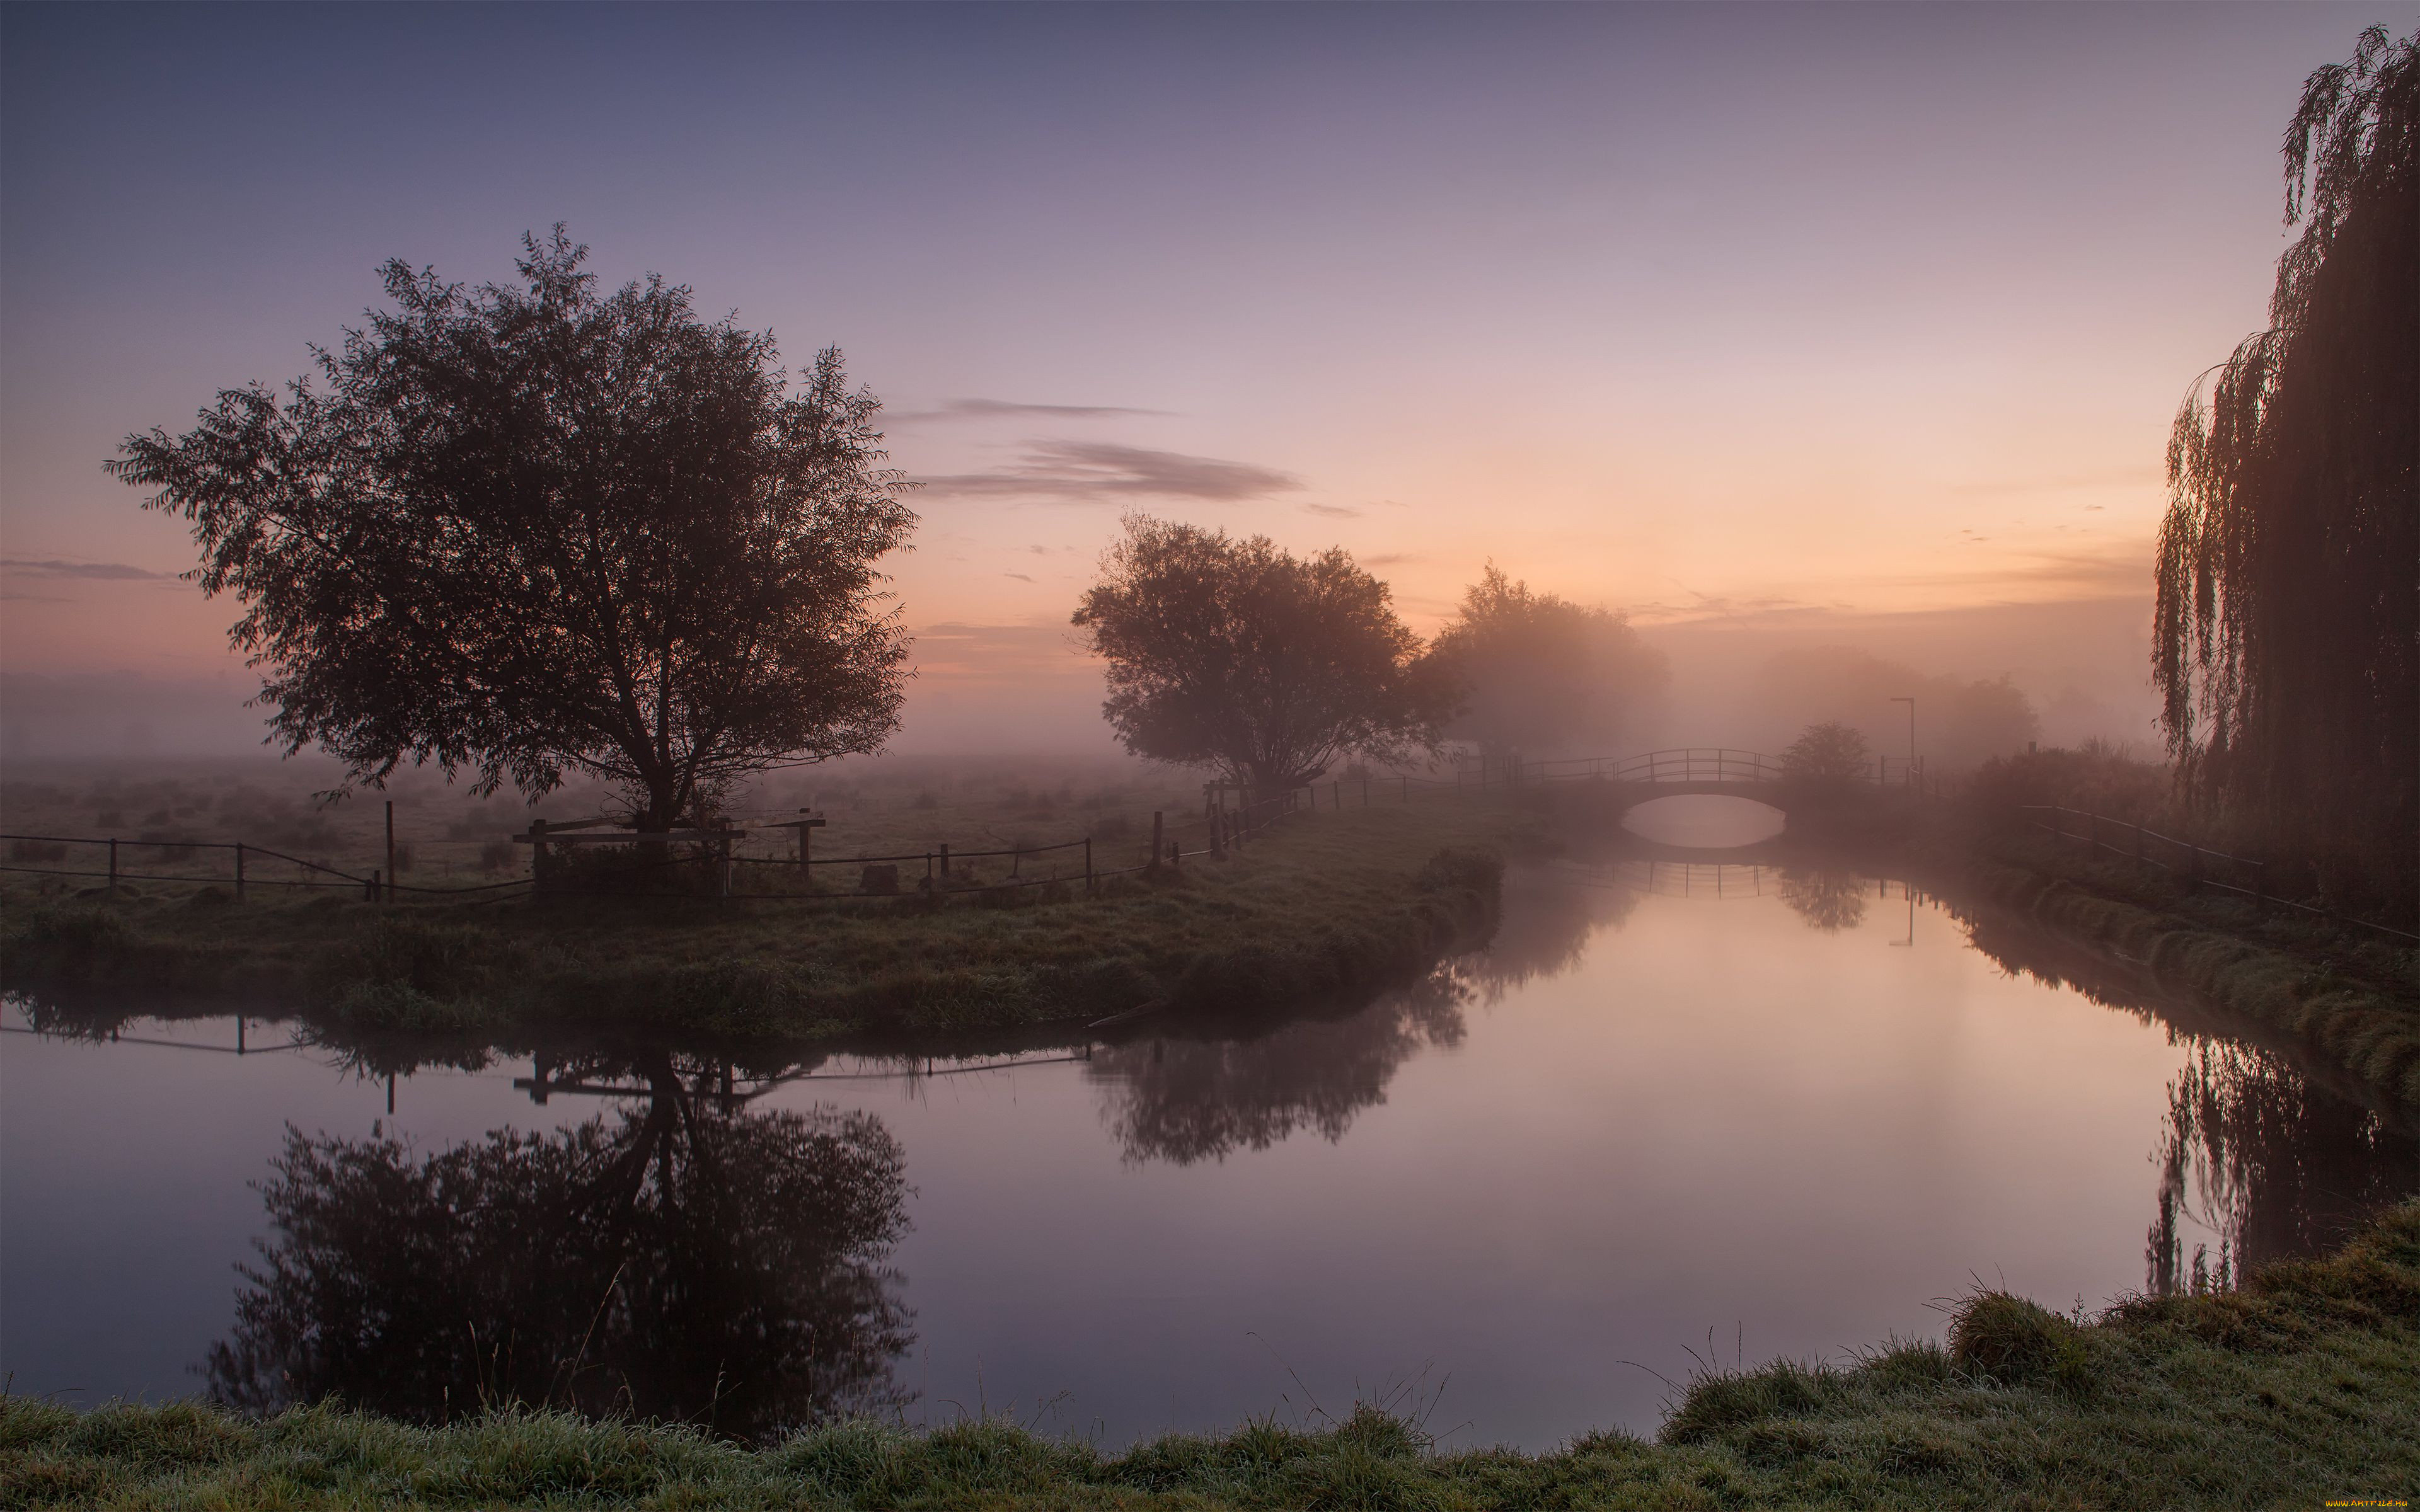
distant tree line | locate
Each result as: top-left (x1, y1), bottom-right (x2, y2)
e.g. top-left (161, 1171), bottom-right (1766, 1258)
top-left (1071, 516), bottom-right (1675, 798)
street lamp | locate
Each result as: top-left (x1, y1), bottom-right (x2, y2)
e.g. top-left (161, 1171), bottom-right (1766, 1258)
top-left (1888, 696), bottom-right (1915, 791)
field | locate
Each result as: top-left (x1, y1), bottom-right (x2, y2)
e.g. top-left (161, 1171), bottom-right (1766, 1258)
top-left (1, 755), bottom-right (1524, 1041)
top-left (0, 752), bottom-right (1233, 895)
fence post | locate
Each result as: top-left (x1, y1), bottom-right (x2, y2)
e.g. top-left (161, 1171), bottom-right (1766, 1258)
top-left (940, 842), bottom-right (950, 879)
top-left (384, 799), bottom-right (396, 903)
top-left (1085, 837), bottom-right (1095, 896)
top-left (235, 842), bottom-right (246, 902)
top-left (1333, 780), bottom-right (1340, 810)
top-left (1150, 811), bottom-right (1164, 874)
top-left (108, 837), bottom-right (117, 898)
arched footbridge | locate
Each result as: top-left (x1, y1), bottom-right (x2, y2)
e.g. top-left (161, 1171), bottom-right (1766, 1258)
top-left (1513, 748), bottom-right (1795, 813)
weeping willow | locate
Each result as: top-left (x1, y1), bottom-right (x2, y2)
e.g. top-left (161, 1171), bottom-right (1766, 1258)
top-left (2153, 25), bottom-right (2418, 900)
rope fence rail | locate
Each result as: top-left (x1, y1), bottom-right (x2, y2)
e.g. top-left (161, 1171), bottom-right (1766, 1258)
top-left (0, 745), bottom-right (1959, 912)
top-left (2018, 804), bottom-right (2417, 944)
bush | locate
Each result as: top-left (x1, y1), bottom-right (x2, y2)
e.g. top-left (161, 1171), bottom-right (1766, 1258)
top-left (1964, 739), bottom-right (2175, 825)
top-left (1780, 721), bottom-right (1874, 786)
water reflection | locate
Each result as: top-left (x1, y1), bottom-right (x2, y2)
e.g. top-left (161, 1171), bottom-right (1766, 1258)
top-left (2146, 1041), bottom-right (2420, 1294)
top-left (205, 1051), bottom-right (913, 1439)
top-left (1776, 868), bottom-right (1869, 933)
top-left (1088, 970), bottom-right (1468, 1165)
top-left (1455, 864), bottom-right (1641, 1000)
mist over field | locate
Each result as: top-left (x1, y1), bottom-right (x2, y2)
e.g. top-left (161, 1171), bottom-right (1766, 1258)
top-left (0, 590), bottom-right (2154, 772)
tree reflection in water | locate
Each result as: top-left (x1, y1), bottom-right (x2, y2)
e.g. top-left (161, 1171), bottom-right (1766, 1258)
top-left (1777, 868), bottom-right (1869, 932)
top-left (204, 1052), bottom-right (914, 1439)
top-left (1090, 968), bottom-right (1468, 1165)
top-left (1456, 865), bottom-right (1640, 1002)
top-left (2146, 1041), bottom-right (2419, 1295)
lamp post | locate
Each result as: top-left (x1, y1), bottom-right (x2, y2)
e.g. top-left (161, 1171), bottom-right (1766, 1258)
top-left (1888, 696), bottom-right (1915, 791)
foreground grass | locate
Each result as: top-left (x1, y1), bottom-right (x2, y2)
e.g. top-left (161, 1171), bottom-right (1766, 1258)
top-left (1944, 827), bottom-right (2420, 1118)
top-left (0, 802), bottom-right (1524, 1039)
top-left (9, 1203), bottom-right (2416, 1510)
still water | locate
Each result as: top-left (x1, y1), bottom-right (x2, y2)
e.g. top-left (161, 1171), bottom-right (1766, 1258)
top-left (4, 805), bottom-right (2413, 1448)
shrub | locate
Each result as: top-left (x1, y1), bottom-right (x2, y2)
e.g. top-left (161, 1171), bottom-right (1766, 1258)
top-left (1780, 721), bottom-right (1874, 786)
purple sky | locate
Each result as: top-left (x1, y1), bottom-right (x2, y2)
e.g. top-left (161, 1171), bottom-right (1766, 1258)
top-left (3, 2), bottom-right (2403, 751)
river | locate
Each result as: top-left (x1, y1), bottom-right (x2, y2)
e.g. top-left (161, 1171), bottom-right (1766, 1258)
top-left (4, 800), bottom-right (2411, 1448)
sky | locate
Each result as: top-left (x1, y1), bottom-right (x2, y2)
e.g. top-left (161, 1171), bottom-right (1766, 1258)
top-left (2, 1), bottom-right (2404, 757)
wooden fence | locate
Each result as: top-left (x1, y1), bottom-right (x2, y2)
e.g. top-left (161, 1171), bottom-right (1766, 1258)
top-left (2019, 804), bottom-right (2417, 944)
top-left (0, 746), bottom-right (1968, 912)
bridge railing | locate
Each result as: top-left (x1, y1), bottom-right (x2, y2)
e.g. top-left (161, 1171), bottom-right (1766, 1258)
top-left (1467, 748), bottom-right (1787, 787)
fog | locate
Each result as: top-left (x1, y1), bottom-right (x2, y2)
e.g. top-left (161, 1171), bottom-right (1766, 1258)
top-left (0, 589), bottom-right (2155, 782)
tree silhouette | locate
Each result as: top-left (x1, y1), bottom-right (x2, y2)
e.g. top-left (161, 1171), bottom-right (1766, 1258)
top-left (204, 1055), bottom-right (913, 1439)
top-left (111, 229), bottom-right (918, 829)
top-left (1427, 565), bottom-right (1667, 767)
top-left (1071, 515), bottom-right (1453, 796)
top-left (2153, 26), bottom-right (2417, 900)
top-left (1778, 721), bottom-right (1873, 787)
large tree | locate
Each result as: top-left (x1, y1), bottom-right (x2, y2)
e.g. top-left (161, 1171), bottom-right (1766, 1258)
top-left (1426, 564), bottom-right (1667, 766)
top-left (110, 229), bottom-right (918, 829)
top-left (2153, 26), bottom-right (2417, 890)
top-left (1071, 515), bottom-right (1453, 795)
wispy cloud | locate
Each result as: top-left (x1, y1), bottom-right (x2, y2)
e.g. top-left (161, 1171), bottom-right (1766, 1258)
top-left (890, 398), bottom-right (1170, 424)
top-left (1363, 552), bottom-right (1420, 568)
top-left (918, 440), bottom-right (1300, 503)
top-left (1003, 571), bottom-right (1035, 583)
top-left (0, 557), bottom-right (174, 581)
top-left (1303, 502), bottom-right (1363, 518)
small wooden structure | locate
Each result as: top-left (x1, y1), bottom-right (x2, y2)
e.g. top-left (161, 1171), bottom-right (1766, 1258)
top-left (761, 810), bottom-right (829, 877)
top-left (514, 816), bottom-right (746, 896)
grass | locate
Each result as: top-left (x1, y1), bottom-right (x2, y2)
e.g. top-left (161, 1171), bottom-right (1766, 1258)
top-left (7, 1200), bottom-right (2416, 1509)
top-left (1935, 824), bottom-right (2420, 1118)
top-left (0, 799), bottom-right (1525, 1040)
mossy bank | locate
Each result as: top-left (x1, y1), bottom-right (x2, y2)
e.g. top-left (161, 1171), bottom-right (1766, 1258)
top-left (0, 804), bottom-right (1523, 1040)
top-left (1938, 827), bottom-right (2420, 1117)
top-left (9, 1202), bottom-right (2416, 1510)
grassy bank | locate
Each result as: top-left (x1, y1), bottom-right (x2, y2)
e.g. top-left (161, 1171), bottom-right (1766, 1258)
top-left (1939, 826), bottom-right (2420, 1116)
top-left (8, 1201), bottom-right (2416, 1509)
top-left (0, 802), bottom-right (1523, 1040)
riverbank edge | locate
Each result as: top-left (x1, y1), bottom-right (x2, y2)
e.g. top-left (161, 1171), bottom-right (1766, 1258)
top-left (0, 808), bottom-right (1513, 1042)
top-left (7, 1200), bottom-right (2414, 1510)
top-left (1916, 825), bottom-right (2420, 1117)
